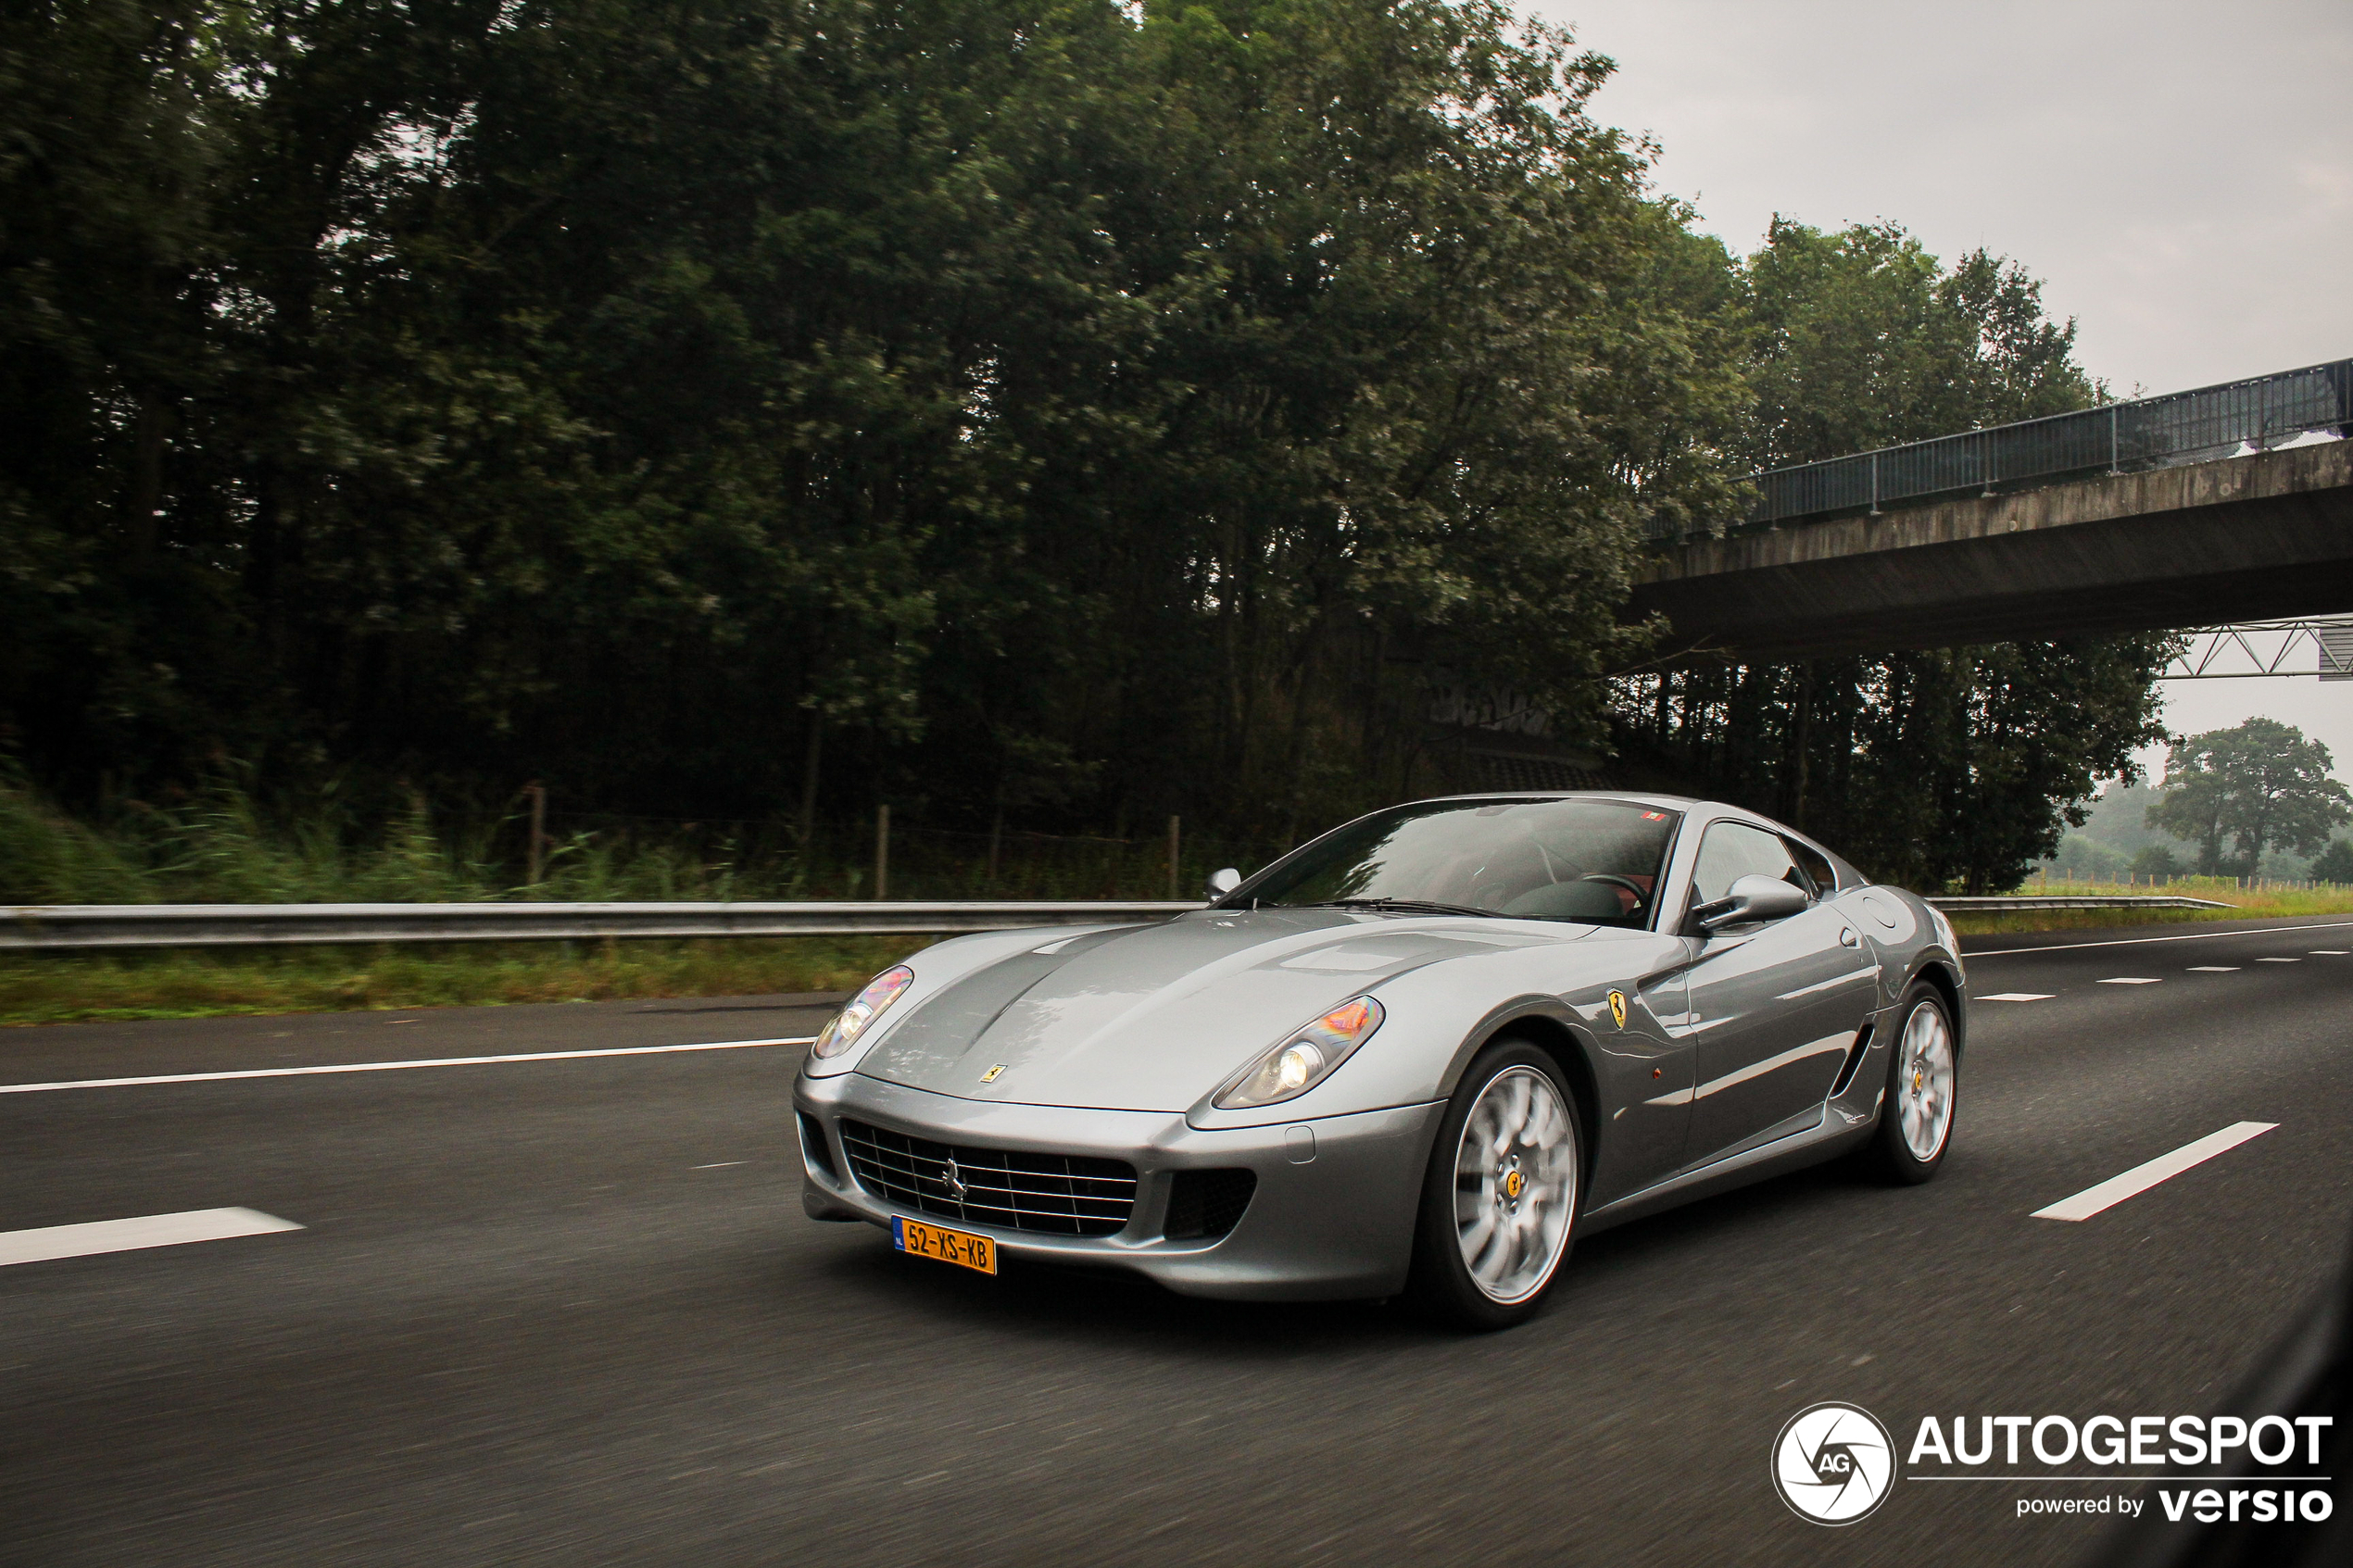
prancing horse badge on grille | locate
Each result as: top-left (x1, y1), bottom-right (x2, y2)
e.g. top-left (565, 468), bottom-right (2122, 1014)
top-left (980, 1062), bottom-right (1007, 1083)
top-left (942, 1155), bottom-right (968, 1201)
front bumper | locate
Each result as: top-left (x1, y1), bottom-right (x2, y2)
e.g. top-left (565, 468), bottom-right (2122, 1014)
top-left (793, 1071), bottom-right (1441, 1301)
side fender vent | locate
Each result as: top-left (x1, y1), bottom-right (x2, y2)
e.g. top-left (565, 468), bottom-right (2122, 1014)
top-left (1828, 1024), bottom-right (1875, 1100)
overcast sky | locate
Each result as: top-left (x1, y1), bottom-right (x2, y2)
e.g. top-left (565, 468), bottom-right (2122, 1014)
top-left (1537, 0), bottom-right (2353, 779)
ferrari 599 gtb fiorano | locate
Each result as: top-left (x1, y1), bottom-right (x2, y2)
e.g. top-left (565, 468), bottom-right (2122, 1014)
top-left (795, 794), bottom-right (1963, 1328)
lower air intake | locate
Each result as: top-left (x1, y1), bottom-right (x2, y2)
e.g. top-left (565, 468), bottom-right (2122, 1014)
top-left (1164, 1169), bottom-right (1257, 1240)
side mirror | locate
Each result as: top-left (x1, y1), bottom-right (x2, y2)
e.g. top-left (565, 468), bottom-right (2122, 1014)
top-left (1204, 867), bottom-right (1242, 900)
top-left (1692, 872), bottom-right (1811, 932)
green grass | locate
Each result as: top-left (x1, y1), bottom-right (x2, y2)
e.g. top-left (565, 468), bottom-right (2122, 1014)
top-left (0, 775), bottom-right (1243, 1028)
top-left (0, 937), bottom-right (925, 1029)
top-left (1945, 878), bottom-right (2353, 935)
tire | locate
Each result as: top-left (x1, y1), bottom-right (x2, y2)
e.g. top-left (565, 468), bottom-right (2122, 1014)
top-left (1858, 983), bottom-right (1958, 1185)
top-left (1405, 1039), bottom-right (1583, 1331)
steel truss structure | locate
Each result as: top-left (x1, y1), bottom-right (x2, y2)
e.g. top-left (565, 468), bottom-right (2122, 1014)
top-left (2162, 617), bottom-right (2353, 680)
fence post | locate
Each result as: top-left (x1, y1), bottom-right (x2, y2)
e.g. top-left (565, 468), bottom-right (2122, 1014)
top-left (1869, 452), bottom-right (1881, 516)
top-left (2108, 405), bottom-right (2120, 474)
top-left (525, 782), bottom-right (547, 887)
top-left (875, 804), bottom-right (890, 900)
top-left (1167, 816), bottom-right (1181, 901)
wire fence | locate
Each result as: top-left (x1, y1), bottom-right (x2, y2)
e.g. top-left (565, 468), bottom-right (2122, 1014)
top-left (1649, 357), bottom-right (2353, 543)
top-left (2020, 870), bottom-right (2352, 896)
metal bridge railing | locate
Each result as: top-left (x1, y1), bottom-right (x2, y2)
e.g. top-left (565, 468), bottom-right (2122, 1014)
top-left (1650, 357), bottom-right (2353, 543)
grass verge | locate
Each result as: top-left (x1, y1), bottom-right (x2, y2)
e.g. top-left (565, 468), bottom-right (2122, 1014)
top-left (1945, 882), bottom-right (2353, 936)
top-left (0, 937), bottom-right (923, 1028)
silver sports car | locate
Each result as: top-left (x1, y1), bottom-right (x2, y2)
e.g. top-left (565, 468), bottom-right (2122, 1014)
top-left (795, 793), bottom-right (1964, 1328)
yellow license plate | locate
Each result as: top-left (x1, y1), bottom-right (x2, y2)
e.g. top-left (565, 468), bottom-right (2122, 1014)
top-left (893, 1215), bottom-right (997, 1274)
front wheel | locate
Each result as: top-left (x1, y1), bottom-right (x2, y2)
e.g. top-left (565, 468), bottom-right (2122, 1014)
top-left (1859, 984), bottom-right (1958, 1185)
top-left (1405, 1039), bottom-right (1582, 1331)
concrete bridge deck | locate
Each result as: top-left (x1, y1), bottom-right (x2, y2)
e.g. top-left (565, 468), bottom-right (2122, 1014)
top-left (1629, 439), bottom-right (2353, 662)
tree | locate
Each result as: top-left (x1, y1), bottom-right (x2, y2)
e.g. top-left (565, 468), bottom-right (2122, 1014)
top-left (2128, 843), bottom-right (2182, 881)
top-left (2309, 838), bottom-right (2353, 884)
top-left (2147, 719), bottom-right (2353, 875)
top-left (1612, 219), bottom-right (2171, 893)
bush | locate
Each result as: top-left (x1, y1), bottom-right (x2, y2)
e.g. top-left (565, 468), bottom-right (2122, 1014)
top-left (2128, 844), bottom-right (2182, 881)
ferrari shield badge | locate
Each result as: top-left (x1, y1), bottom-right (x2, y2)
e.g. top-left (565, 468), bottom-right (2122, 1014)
top-left (980, 1062), bottom-right (1007, 1083)
top-left (1607, 990), bottom-right (1629, 1029)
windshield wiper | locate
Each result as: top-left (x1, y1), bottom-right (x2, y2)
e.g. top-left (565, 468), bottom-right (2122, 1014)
top-left (1307, 897), bottom-right (1504, 919)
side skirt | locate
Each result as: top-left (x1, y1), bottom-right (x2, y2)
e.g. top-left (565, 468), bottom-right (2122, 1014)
top-left (1577, 1111), bottom-right (1873, 1236)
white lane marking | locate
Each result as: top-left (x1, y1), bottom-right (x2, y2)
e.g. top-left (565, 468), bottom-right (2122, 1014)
top-left (2311, 950), bottom-right (2348, 955)
top-left (0, 1207), bottom-right (302, 1267)
top-left (1969, 919), bottom-right (2353, 959)
top-left (2097, 977), bottom-right (2162, 985)
top-left (0, 1036), bottom-right (818, 1095)
top-left (2187, 966), bottom-right (2240, 972)
top-left (1977, 993), bottom-right (2055, 1002)
top-left (2257, 957), bottom-right (2301, 963)
top-left (694, 1162), bottom-right (745, 1170)
top-left (2032, 1123), bottom-right (2280, 1222)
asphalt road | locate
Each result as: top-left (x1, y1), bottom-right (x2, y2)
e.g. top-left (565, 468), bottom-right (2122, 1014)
top-left (5, 919), bottom-right (2351, 1567)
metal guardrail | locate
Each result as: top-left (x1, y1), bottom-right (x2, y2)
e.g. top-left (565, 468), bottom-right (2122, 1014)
top-left (1650, 357), bottom-right (2353, 543)
top-left (0, 894), bottom-right (2233, 950)
top-left (0, 901), bottom-right (1207, 951)
top-left (1930, 895), bottom-right (2231, 912)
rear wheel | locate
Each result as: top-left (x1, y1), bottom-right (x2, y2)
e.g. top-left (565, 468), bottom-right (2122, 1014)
top-left (1406, 1039), bottom-right (1582, 1331)
top-left (1859, 984), bottom-right (1957, 1185)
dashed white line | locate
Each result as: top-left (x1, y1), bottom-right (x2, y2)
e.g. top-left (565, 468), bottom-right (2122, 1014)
top-left (0, 1036), bottom-right (819, 1095)
top-left (2311, 950), bottom-right (2348, 955)
top-left (2032, 1123), bottom-right (2280, 1222)
top-left (1976, 993), bottom-right (2055, 1002)
top-left (2097, 977), bottom-right (2162, 985)
top-left (2257, 957), bottom-right (2301, 963)
top-left (2187, 966), bottom-right (2240, 972)
top-left (1968, 919), bottom-right (2353, 959)
top-left (0, 1208), bottom-right (302, 1267)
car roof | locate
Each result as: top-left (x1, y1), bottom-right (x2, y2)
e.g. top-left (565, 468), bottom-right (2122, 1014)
top-left (1405, 789), bottom-right (1712, 813)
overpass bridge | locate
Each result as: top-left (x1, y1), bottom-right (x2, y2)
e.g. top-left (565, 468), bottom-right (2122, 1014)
top-left (1630, 358), bottom-right (2353, 662)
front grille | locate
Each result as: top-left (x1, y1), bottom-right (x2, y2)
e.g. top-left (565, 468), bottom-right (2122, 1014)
top-left (838, 1119), bottom-right (1138, 1236)
top-left (1164, 1169), bottom-right (1256, 1240)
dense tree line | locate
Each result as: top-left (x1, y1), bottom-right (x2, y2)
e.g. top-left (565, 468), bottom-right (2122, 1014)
top-left (4, 0), bottom-right (1742, 841)
top-left (4, 0), bottom-right (2164, 889)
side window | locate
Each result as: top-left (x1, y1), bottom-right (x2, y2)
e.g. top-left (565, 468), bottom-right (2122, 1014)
top-left (1783, 835), bottom-right (1838, 897)
top-left (1689, 821), bottom-right (1804, 909)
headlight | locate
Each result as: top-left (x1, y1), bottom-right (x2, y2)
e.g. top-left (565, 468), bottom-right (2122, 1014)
top-left (1214, 996), bottom-right (1385, 1110)
top-left (812, 965), bottom-right (913, 1060)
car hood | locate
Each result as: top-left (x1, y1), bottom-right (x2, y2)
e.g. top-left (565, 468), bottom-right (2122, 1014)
top-left (854, 908), bottom-right (1586, 1112)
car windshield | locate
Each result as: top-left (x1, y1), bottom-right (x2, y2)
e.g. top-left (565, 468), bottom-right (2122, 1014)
top-left (1239, 798), bottom-right (1683, 928)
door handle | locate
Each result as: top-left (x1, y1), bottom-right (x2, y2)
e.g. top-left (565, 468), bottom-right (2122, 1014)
top-left (1838, 927), bottom-right (1861, 947)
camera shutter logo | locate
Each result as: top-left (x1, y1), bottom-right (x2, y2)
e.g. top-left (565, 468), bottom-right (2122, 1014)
top-left (1771, 1403), bottom-right (1896, 1524)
